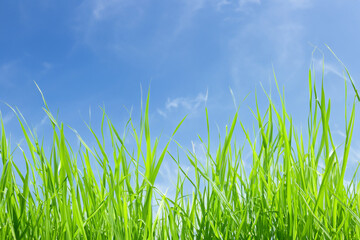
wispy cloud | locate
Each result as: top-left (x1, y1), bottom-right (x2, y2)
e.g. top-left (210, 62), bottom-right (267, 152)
top-left (156, 160), bottom-right (185, 198)
top-left (156, 109), bottom-right (167, 118)
top-left (77, 0), bottom-right (134, 21)
top-left (0, 61), bottom-right (18, 87)
top-left (92, 0), bottom-right (113, 19)
top-left (173, 0), bottom-right (206, 35)
top-left (336, 129), bottom-right (346, 138)
top-left (166, 91), bottom-right (208, 111)
top-left (216, 0), bottom-right (260, 12)
top-left (33, 115), bottom-right (48, 132)
top-left (157, 90), bottom-right (208, 118)
top-left (1, 113), bottom-right (14, 124)
top-left (286, 0), bottom-right (312, 9)
top-left (313, 58), bottom-right (345, 80)
top-left (40, 61), bottom-right (53, 75)
top-left (350, 143), bottom-right (360, 164)
top-left (274, 23), bottom-right (305, 64)
top-left (239, 0), bottom-right (261, 7)
top-left (215, 0), bottom-right (230, 10)
top-left (226, 0), bottom-right (304, 16)
top-left (75, 0), bottom-right (143, 49)
top-left (226, 1), bottom-right (309, 90)
top-left (90, 0), bottom-right (130, 20)
top-left (191, 140), bottom-right (207, 164)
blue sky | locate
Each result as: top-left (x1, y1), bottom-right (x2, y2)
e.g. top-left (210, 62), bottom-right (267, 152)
top-left (1, 0), bottom-right (360, 190)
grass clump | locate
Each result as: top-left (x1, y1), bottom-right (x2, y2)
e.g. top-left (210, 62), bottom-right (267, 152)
top-left (1, 63), bottom-right (360, 239)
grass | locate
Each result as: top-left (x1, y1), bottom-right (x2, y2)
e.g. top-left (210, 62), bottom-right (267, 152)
top-left (1, 61), bottom-right (360, 239)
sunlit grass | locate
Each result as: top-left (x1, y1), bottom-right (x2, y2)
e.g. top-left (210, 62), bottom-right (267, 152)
top-left (1, 61), bottom-right (360, 239)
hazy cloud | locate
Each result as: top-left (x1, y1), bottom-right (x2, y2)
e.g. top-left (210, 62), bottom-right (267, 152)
top-left (42, 62), bottom-right (52, 70)
top-left (157, 109), bottom-right (167, 118)
top-left (191, 140), bottom-right (207, 164)
top-left (227, 1), bottom-right (308, 90)
top-left (336, 129), bottom-right (346, 138)
top-left (287, 0), bottom-right (312, 9)
top-left (33, 115), bottom-right (48, 132)
top-left (2, 113), bottom-right (14, 124)
top-left (0, 61), bottom-right (18, 87)
top-left (350, 143), bottom-right (360, 164)
top-left (90, 0), bottom-right (130, 20)
top-left (313, 58), bottom-right (345, 80)
top-left (75, 0), bottom-right (144, 49)
top-left (157, 90), bottom-right (208, 118)
top-left (239, 0), bottom-right (261, 7)
top-left (166, 91), bottom-right (208, 111)
top-left (173, 0), bottom-right (206, 35)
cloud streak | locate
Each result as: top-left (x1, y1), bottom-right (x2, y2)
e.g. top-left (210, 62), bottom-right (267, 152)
top-left (286, 0), bottom-right (312, 9)
top-left (157, 90), bottom-right (208, 118)
top-left (90, 0), bottom-right (130, 20)
top-left (239, 0), bottom-right (261, 7)
top-left (33, 115), bottom-right (48, 132)
top-left (313, 58), bottom-right (345, 80)
top-left (166, 91), bottom-right (208, 111)
top-left (2, 113), bottom-right (14, 124)
top-left (225, 0), bottom-right (310, 91)
top-left (160, 90), bottom-right (208, 117)
top-left (0, 61), bottom-right (18, 87)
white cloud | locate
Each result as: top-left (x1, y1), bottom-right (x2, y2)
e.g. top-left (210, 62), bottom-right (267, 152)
top-left (336, 129), bottom-right (346, 138)
top-left (74, 0), bottom-right (148, 54)
top-left (324, 64), bottom-right (344, 79)
top-left (168, 91), bottom-right (207, 110)
top-left (226, 1), bottom-right (309, 90)
top-left (0, 63), bottom-right (13, 72)
top-left (318, 160), bottom-right (325, 172)
top-left (287, 0), bottom-right (312, 9)
top-left (40, 61), bottom-right (53, 75)
top-left (157, 90), bottom-right (208, 118)
top-left (266, 0), bottom-right (312, 9)
top-left (159, 161), bottom-right (178, 186)
top-left (172, 0), bottom-right (206, 36)
top-left (91, 0), bottom-right (129, 20)
top-left (42, 62), bottom-right (52, 70)
top-left (156, 109), bottom-right (167, 118)
top-left (239, 0), bottom-right (261, 7)
top-left (92, 0), bottom-right (109, 19)
top-left (216, 0), bottom-right (230, 10)
top-left (183, 0), bottom-right (206, 13)
top-left (156, 161), bottom-right (182, 199)
top-left (215, 0), bottom-right (261, 12)
top-left (275, 23), bottom-right (304, 63)
top-left (2, 113), bottom-right (14, 124)
top-left (191, 140), bottom-right (207, 164)
top-left (166, 91), bottom-right (208, 111)
top-left (33, 115), bottom-right (48, 132)
top-left (77, 0), bottom-right (131, 21)
top-left (313, 58), bottom-right (345, 80)
top-left (350, 147), bottom-right (360, 164)
top-left (0, 61), bottom-right (18, 86)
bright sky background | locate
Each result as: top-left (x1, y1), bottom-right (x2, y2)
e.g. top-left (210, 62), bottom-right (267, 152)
top-left (1, 0), bottom-right (360, 191)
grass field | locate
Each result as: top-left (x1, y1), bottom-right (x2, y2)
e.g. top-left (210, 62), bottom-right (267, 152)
top-left (1, 62), bottom-right (360, 239)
